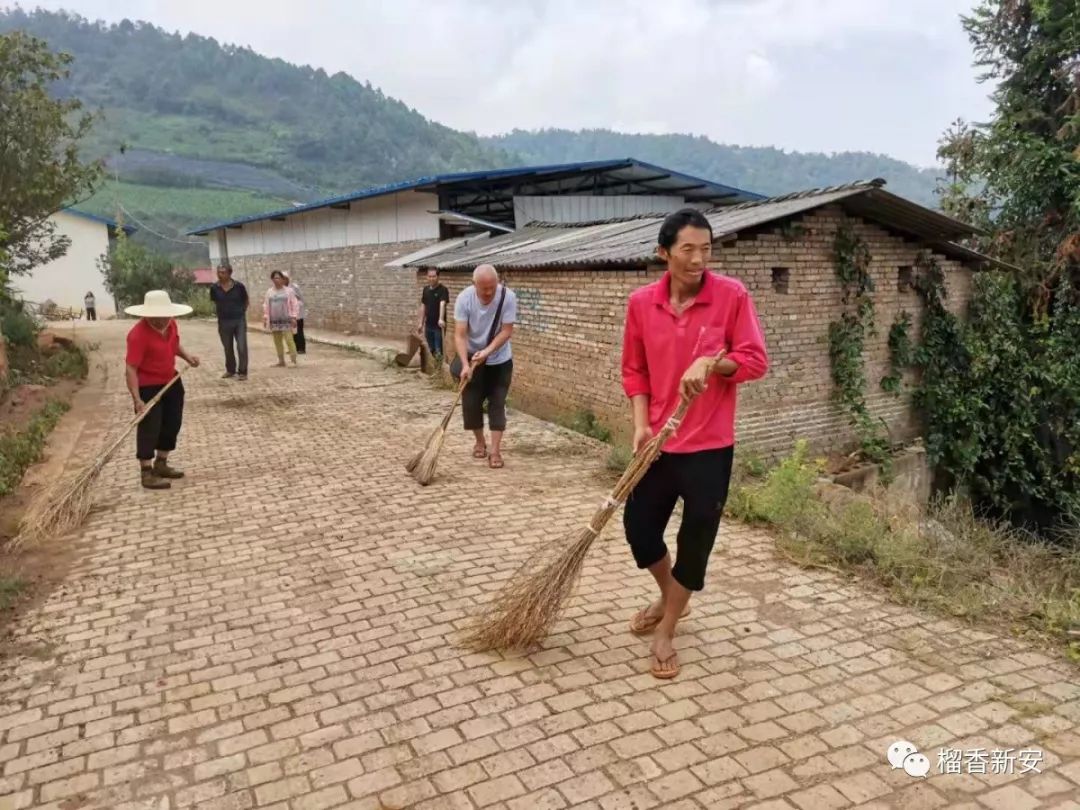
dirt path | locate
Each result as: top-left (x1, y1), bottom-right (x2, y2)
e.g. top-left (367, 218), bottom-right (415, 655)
top-left (0, 320), bottom-right (1077, 810)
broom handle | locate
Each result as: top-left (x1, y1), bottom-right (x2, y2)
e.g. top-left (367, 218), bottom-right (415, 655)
top-left (97, 366), bottom-right (190, 465)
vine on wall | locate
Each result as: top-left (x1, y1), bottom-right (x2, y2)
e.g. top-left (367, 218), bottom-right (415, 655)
top-left (881, 312), bottom-right (913, 395)
top-left (827, 223), bottom-right (891, 465)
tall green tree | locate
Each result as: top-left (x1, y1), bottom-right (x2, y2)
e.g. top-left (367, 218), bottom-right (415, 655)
top-left (921, 1), bottom-right (1080, 533)
top-left (938, 0), bottom-right (1080, 307)
top-left (0, 30), bottom-right (102, 295)
top-left (98, 224), bottom-right (193, 309)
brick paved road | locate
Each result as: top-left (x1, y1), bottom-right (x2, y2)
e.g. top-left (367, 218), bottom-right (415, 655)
top-left (1, 321), bottom-right (1079, 810)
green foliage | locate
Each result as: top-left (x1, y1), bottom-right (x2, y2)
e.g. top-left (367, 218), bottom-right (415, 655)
top-left (565, 410), bottom-right (612, 444)
top-left (881, 312), bottom-right (913, 394)
top-left (7, 341), bottom-right (89, 385)
top-left (0, 399), bottom-right (69, 497)
top-left (937, 1), bottom-right (1080, 304)
top-left (913, 256), bottom-right (1080, 533)
top-left (729, 444), bottom-right (1080, 645)
top-left (0, 576), bottom-right (25, 611)
top-left (0, 29), bottom-right (101, 288)
top-left (828, 224), bottom-right (891, 466)
top-left (183, 289), bottom-right (216, 319)
top-left (606, 444), bottom-right (633, 474)
top-left (0, 301), bottom-right (40, 348)
top-left (99, 226), bottom-right (193, 309)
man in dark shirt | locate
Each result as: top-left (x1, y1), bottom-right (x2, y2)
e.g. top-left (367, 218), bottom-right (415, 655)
top-left (209, 264), bottom-right (249, 380)
top-left (417, 269), bottom-right (450, 357)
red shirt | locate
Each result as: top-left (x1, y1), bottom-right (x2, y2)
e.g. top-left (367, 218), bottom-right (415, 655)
top-left (126, 320), bottom-right (180, 386)
top-left (621, 271), bottom-right (769, 453)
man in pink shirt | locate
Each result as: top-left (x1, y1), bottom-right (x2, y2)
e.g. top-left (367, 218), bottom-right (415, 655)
top-left (621, 208), bottom-right (769, 679)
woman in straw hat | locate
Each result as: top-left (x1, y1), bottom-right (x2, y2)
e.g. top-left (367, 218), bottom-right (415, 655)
top-left (124, 290), bottom-right (200, 490)
top-left (263, 270), bottom-right (300, 367)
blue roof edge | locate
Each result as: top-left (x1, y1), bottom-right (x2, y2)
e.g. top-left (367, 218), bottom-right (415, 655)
top-left (185, 158), bottom-right (763, 235)
top-left (63, 207), bottom-right (137, 234)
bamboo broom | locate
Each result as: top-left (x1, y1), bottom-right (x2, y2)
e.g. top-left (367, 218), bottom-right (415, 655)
top-left (11, 367), bottom-right (189, 550)
top-left (406, 378), bottom-right (468, 485)
top-left (460, 353), bottom-right (725, 652)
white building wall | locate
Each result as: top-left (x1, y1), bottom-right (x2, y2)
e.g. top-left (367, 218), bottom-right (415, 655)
top-left (217, 190), bottom-right (440, 258)
top-left (13, 211), bottom-right (115, 317)
top-left (513, 195), bottom-right (689, 228)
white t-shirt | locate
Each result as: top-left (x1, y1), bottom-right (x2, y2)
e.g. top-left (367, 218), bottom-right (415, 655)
top-left (453, 285), bottom-right (517, 365)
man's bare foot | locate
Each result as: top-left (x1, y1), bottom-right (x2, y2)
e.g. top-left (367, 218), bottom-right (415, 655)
top-left (630, 599), bottom-right (690, 635)
top-left (629, 598), bottom-right (665, 634)
top-left (650, 634), bottom-right (680, 679)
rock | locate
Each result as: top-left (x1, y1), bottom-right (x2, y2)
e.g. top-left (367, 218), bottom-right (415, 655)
top-left (51, 333), bottom-right (75, 349)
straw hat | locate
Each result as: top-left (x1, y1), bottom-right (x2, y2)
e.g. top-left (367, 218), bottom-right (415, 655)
top-left (124, 290), bottom-right (193, 318)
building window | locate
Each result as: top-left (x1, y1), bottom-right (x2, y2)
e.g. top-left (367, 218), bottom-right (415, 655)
top-left (771, 267), bottom-right (790, 294)
top-left (898, 266), bottom-right (914, 292)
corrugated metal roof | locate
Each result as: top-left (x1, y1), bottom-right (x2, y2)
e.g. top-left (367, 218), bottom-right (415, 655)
top-left (185, 158), bottom-right (763, 235)
top-left (406, 180), bottom-right (1012, 271)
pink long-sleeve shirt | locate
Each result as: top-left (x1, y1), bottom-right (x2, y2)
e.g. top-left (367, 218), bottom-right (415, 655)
top-left (621, 270), bottom-right (769, 453)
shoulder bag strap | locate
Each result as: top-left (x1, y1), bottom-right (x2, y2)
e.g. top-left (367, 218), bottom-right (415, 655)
top-left (485, 286), bottom-right (507, 348)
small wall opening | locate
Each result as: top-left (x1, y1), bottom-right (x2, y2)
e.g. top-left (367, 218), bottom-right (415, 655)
top-left (771, 267), bottom-right (790, 294)
top-left (898, 266), bottom-right (914, 293)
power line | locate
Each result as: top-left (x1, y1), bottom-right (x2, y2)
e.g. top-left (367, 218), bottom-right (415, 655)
top-left (115, 202), bottom-right (206, 245)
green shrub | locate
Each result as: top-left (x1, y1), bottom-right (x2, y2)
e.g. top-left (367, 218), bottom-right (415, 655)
top-left (0, 399), bottom-right (70, 496)
top-left (184, 289), bottom-right (215, 318)
top-left (606, 443), bottom-right (633, 473)
top-left (565, 410), bottom-right (612, 443)
top-left (0, 303), bottom-right (40, 348)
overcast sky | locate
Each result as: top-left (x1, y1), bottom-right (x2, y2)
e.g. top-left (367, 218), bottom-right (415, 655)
top-left (33, 0), bottom-right (994, 167)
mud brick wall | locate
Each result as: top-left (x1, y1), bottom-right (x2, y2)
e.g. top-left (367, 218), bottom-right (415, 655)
top-left (230, 240), bottom-right (435, 337)
top-left (422, 205), bottom-right (975, 459)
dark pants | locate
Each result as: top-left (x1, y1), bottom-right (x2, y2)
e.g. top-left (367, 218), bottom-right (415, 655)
top-left (295, 319), bottom-right (306, 354)
top-left (424, 325), bottom-right (444, 357)
top-left (624, 446), bottom-right (735, 592)
top-left (136, 380), bottom-right (184, 461)
top-left (218, 319), bottom-right (248, 375)
top-left (462, 359), bottom-right (513, 431)
top-left (85, 307), bottom-right (96, 321)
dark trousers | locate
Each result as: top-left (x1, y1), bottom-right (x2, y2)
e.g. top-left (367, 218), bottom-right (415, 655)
top-left (295, 319), bottom-right (306, 354)
top-left (218, 319), bottom-right (248, 375)
top-left (85, 307), bottom-right (96, 321)
top-left (462, 359), bottom-right (513, 431)
top-left (424, 325), bottom-right (444, 357)
top-left (136, 380), bottom-right (184, 461)
top-left (623, 446), bottom-right (735, 591)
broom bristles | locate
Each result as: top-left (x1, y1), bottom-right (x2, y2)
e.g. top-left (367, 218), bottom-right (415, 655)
top-left (460, 526), bottom-right (599, 651)
top-left (411, 426), bottom-right (448, 486)
top-left (12, 462), bottom-right (101, 550)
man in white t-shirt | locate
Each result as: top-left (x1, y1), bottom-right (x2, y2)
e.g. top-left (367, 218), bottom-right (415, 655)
top-left (454, 264), bottom-right (517, 469)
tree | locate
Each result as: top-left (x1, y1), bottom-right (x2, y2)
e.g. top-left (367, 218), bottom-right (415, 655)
top-left (938, 0), bottom-right (1080, 308)
top-left (0, 30), bottom-right (102, 294)
top-left (98, 224), bottom-right (193, 309)
top-left (919, 1), bottom-right (1080, 534)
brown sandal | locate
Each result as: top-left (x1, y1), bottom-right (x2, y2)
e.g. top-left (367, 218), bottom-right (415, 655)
top-left (629, 605), bottom-right (691, 636)
top-left (650, 652), bottom-right (680, 680)
top-left (472, 446), bottom-right (488, 459)
top-left (488, 454), bottom-right (504, 469)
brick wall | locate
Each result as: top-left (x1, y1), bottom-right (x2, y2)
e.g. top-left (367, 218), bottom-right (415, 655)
top-left (230, 240), bottom-right (435, 337)
top-left (423, 205), bottom-right (975, 458)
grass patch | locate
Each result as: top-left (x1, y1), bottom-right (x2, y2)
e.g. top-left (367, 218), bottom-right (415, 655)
top-left (560, 410), bottom-right (613, 444)
top-left (0, 577), bottom-right (25, 611)
top-left (731, 441), bottom-right (1080, 656)
top-left (8, 343), bottom-right (90, 385)
top-left (606, 443), bottom-right (633, 473)
top-left (0, 400), bottom-right (71, 497)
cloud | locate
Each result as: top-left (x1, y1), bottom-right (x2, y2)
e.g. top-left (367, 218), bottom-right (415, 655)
top-left (31, 0), bottom-right (994, 165)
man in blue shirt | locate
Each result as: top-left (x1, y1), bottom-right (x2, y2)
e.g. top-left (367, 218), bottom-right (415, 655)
top-left (454, 264), bottom-right (517, 469)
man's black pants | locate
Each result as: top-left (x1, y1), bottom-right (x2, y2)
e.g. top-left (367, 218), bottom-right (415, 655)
top-left (462, 360), bottom-right (513, 431)
top-left (136, 380), bottom-right (184, 461)
top-left (218, 319), bottom-right (248, 375)
top-left (295, 319), bottom-right (306, 354)
top-left (623, 446), bottom-right (735, 591)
